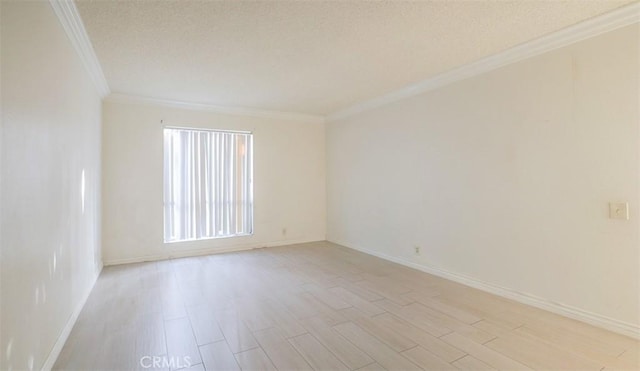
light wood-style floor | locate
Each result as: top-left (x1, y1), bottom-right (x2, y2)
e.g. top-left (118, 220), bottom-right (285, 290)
top-left (54, 241), bottom-right (639, 371)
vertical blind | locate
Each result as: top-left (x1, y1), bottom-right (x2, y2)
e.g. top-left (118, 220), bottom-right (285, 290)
top-left (163, 128), bottom-right (253, 243)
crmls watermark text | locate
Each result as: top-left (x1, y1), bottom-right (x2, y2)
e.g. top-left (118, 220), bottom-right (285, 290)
top-left (140, 356), bottom-right (192, 369)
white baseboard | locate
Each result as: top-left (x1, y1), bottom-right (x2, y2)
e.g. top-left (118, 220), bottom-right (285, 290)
top-left (103, 238), bottom-right (324, 266)
top-left (330, 239), bottom-right (640, 340)
top-left (41, 262), bottom-right (104, 370)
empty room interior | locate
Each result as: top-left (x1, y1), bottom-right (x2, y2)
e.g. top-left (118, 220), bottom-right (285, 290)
top-left (2, 0), bottom-right (640, 370)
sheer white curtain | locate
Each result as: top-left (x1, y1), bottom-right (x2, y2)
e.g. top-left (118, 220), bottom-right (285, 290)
top-left (163, 128), bottom-right (253, 242)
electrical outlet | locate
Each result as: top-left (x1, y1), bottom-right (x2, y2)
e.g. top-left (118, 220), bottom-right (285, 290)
top-left (609, 202), bottom-right (629, 220)
top-left (414, 246), bottom-right (421, 255)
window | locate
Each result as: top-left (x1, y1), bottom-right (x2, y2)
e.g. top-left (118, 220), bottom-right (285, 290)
top-left (163, 127), bottom-right (253, 243)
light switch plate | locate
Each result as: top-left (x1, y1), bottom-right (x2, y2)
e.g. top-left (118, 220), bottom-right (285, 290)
top-left (609, 202), bottom-right (629, 220)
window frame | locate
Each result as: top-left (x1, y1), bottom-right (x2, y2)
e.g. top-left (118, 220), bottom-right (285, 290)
top-left (162, 126), bottom-right (254, 243)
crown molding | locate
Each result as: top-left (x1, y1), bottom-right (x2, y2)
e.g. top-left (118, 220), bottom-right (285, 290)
top-left (105, 93), bottom-right (326, 124)
top-left (49, 0), bottom-right (110, 97)
top-left (328, 2), bottom-right (640, 122)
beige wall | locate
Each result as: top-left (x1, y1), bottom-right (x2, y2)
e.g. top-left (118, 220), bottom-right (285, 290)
top-left (101, 100), bottom-right (326, 264)
top-left (1, 2), bottom-right (103, 370)
top-left (327, 25), bottom-right (639, 330)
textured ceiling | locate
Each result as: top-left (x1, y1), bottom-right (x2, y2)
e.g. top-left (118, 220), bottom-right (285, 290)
top-left (76, 0), bottom-right (634, 116)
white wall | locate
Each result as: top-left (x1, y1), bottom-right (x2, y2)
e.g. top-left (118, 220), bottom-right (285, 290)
top-left (1, 2), bottom-right (103, 370)
top-left (327, 25), bottom-right (639, 331)
top-left (102, 100), bottom-right (326, 264)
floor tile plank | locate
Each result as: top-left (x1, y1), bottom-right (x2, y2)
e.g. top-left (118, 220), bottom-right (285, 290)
top-left (288, 333), bottom-right (350, 371)
top-left (54, 242), bottom-right (640, 371)
top-left (400, 346), bottom-right (457, 370)
top-left (234, 347), bottom-right (277, 371)
top-left (371, 312), bottom-right (466, 363)
top-left (199, 340), bottom-right (240, 371)
top-left (452, 355), bottom-right (496, 370)
top-left (165, 317), bottom-right (203, 369)
top-left (333, 322), bottom-right (421, 370)
top-left (341, 308), bottom-right (417, 352)
top-left (214, 309), bottom-right (259, 354)
top-left (301, 316), bottom-right (375, 370)
top-left (441, 332), bottom-right (532, 370)
top-left (253, 327), bottom-right (313, 370)
top-left (187, 304), bottom-right (225, 346)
